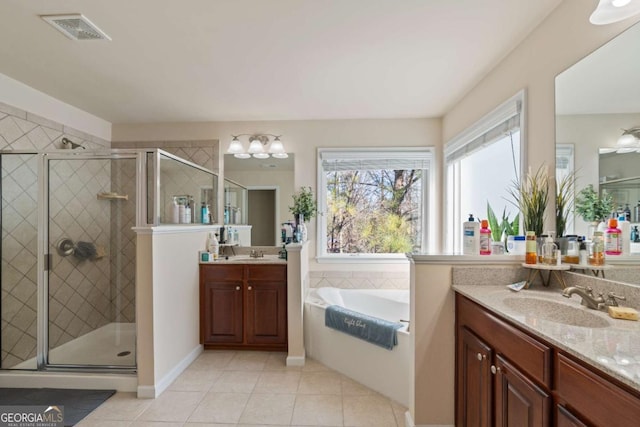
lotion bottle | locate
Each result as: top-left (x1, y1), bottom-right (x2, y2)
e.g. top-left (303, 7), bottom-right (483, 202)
top-left (463, 214), bottom-right (480, 255)
top-left (207, 232), bottom-right (219, 260)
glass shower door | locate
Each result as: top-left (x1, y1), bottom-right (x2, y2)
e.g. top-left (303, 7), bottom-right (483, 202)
top-left (45, 154), bottom-right (137, 369)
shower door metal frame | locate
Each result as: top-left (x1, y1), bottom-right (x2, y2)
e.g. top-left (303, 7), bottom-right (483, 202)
top-left (39, 150), bottom-right (144, 372)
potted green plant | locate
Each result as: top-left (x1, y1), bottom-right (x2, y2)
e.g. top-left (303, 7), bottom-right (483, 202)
top-left (289, 186), bottom-right (317, 224)
top-left (487, 202), bottom-right (519, 251)
top-left (507, 165), bottom-right (549, 236)
top-left (575, 184), bottom-right (613, 224)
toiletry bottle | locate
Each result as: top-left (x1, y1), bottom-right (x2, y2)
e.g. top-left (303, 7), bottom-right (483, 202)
top-left (525, 231), bottom-right (537, 264)
top-left (178, 202), bottom-right (186, 224)
top-left (463, 214), bottom-right (480, 255)
top-left (541, 233), bottom-right (558, 265)
top-left (589, 231), bottom-right (605, 265)
top-left (578, 237), bottom-right (588, 265)
top-left (279, 244), bottom-right (287, 260)
top-left (479, 219), bottom-right (491, 255)
top-left (185, 202), bottom-right (191, 224)
top-left (171, 197), bottom-right (180, 224)
top-left (208, 232), bottom-right (219, 260)
top-left (201, 203), bottom-right (209, 224)
top-left (605, 218), bottom-right (621, 255)
top-left (623, 204), bottom-right (631, 222)
top-left (618, 215), bottom-right (630, 256)
top-left (635, 201), bottom-right (640, 223)
top-left (632, 226), bottom-right (640, 243)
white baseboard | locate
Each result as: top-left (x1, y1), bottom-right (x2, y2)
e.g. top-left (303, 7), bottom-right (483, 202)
top-left (137, 344), bottom-right (203, 398)
top-left (404, 412), bottom-right (453, 427)
top-left (286, 351), bottom-right (306, 367)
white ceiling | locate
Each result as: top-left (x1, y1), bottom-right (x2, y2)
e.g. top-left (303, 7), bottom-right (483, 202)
top-left (556, 20), bottom-right (640, 115)
top-left (0, 0), bottom-right (562, 124)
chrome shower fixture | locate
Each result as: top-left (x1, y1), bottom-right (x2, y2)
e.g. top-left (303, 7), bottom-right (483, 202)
top-left (61, 137), bottom-right (85, 150)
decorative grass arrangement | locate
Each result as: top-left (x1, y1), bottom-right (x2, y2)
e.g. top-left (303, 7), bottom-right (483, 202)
top-left (507, 165), bottom-right (549, 236)
top-left (555, 171), bottom-right (577, 237)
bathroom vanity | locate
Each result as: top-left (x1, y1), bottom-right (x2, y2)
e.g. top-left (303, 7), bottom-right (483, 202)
top-left (199, 258), bottom-right (287, 351)
top-left (454, 287), bottom-right (640, 427)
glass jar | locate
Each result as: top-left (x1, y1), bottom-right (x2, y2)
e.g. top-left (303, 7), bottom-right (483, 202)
top-left (589, 231), bottom-right (605, 266)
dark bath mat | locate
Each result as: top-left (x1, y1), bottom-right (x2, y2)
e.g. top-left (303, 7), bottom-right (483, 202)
top-left (0, 388), bottom-right (115, 426)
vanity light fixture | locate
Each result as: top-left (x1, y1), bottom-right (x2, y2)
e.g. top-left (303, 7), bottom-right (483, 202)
top-left (616, 127), bottom-right (640, 152)
top-left (227, 134), bottom-right (289, 159)
top-left (590, 0), bottom-right (640, 25)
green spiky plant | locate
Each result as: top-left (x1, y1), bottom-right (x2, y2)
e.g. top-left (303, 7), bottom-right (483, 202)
top-left (506, 165), bottom-right (549, 236)
top-left (487, 203), bottom-right (520, 249)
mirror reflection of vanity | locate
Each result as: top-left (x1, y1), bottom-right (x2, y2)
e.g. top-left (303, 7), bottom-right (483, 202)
top-left (555, 20), bottom-right (640, 283)
top-left (223, 154), bottom-right (295, 246)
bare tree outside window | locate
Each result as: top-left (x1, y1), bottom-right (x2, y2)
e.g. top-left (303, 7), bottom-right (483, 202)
top-left (326, 168), bottom-right (422, 253)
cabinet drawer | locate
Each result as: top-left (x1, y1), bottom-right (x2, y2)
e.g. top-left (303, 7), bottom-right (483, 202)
top-left (555, 353), bottom-right (640, 427)
top-left (247, 264), bottom-right (286, 281)
top-left (200, 264), bottom-right (244, 282)
top-left (456, 294), bottom-right (552, 387)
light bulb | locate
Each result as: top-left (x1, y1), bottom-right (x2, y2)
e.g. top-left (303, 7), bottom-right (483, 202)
top-left (248, 139), bottom-right (265, 154)
top-left (227, 138), bottom-right (244, 154)
top-left (612, 0), bottom-right (631, 7)
top-left (269, 138), bottom-right (285, 154)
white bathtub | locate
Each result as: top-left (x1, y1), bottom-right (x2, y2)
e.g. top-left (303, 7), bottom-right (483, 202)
top-left (304, 287), bottom-right (411, 406)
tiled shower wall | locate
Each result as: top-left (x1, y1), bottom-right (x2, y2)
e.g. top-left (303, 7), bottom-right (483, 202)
top-left (0, 101), bottom-right (135, 368)
top-left (309, 270), bottom-right (410, 289)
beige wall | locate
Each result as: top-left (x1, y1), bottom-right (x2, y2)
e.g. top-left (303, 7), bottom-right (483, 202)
top-left (442, 0), bottom-right (640, 234)
top-left (114, 118), bottom-right (440, 274)
top-left (136, 229), bottom-right (209, 397)
top-left (0, 72), bottom-right (111, 140)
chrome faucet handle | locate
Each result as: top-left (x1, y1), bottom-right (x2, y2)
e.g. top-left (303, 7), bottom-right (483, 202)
top-left (605, 292), bottom-right (626, 307)
top-left (574, 285), bottom-right (593, 294)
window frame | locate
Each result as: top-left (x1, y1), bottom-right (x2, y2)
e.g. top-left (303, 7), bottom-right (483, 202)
top-left (316, 147), bottom-right (435, 263)
top-left (444, 90), bottom-right (528, 254)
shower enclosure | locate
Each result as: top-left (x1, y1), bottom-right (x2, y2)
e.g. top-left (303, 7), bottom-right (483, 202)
top-left (1, 149), bottom-right (217, 373)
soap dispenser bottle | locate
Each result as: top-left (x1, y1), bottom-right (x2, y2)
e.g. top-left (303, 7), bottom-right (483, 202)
top-left (541, 232), bottom-right (558, 265)
top-left (463, 214), bottom-right (480, 255)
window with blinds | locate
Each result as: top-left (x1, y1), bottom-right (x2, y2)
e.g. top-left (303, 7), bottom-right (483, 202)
top-left (444, 90), bottom-right (526, 253)
top-left (317, 148), bottom-right (432, 259)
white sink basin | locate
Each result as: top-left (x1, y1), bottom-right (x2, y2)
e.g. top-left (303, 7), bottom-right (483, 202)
top-left (502, 297), bottom-right (611, 328)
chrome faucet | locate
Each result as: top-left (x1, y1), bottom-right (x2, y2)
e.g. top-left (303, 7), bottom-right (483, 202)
top-left (562, 286), bottom-right (605, 310)
top-left (249, 250), bottom-right (264, 258)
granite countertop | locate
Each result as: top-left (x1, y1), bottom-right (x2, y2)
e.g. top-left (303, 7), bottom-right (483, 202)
top-left (200, 254), bottom-right (286, 265)
top-left (453, 284), bottom-right (640, 392)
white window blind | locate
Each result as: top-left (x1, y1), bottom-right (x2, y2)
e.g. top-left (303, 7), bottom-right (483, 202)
top-left (320, 150), bottom-right (432, 171)
top-left (445, 94), bottom-right (523, 164)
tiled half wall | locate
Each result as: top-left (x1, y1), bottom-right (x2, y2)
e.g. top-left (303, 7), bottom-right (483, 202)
top-left (309, 270), bottom-right (409, 289)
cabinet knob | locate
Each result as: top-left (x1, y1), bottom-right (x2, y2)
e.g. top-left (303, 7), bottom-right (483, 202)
top-left (248, 286), bottom-right (252, 290)
top-left (235, 286), bottom-right (240, 291)
top-left (491, 365), bottom-right (501, 375)
top-left (476, 353), bottom-right (486, 361)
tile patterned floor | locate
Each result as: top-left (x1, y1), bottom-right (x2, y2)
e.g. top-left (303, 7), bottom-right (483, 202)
top-left (77, 350), bottom-right (407, 427)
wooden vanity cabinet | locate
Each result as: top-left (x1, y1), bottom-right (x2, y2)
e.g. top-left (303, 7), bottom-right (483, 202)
top-left (456, 293), bottom-right (640, 427)
top-left (200, 263), bottom-right (287, 350)
top-left (456, 293), bottom-right (551, 427)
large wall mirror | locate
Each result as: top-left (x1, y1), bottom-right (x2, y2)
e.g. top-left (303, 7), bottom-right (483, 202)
top-left (224, 154), bottom-right (295, 246)
top-left (556, 21), bottom-right (640, 284)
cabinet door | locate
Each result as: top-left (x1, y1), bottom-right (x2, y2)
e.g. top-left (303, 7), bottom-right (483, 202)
top-left (202, 281), bottom-right (243, 344)
top-left (494, 355), bottom-right (550, 427)
top-left (556, 405), bottom-right (588, 427)
top-left (457, 327), bottom-right (493, 427)
top-left (245, 280), bottom-right (287, 345)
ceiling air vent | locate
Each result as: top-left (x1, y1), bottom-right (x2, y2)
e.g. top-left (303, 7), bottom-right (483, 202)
top-left (41, 14), bottom-right (111, 41)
